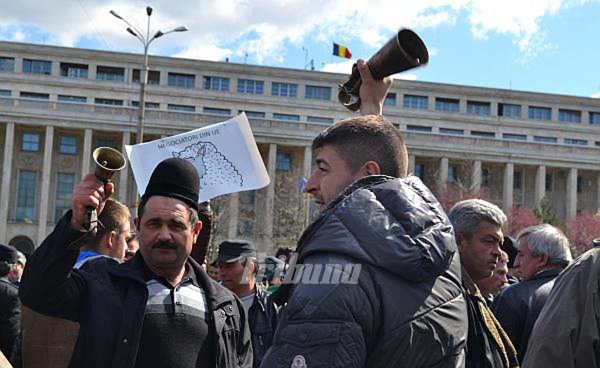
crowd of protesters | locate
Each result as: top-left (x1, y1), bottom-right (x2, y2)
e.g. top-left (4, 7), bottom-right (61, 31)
top-left (0, 59), bottom-right (598, 368)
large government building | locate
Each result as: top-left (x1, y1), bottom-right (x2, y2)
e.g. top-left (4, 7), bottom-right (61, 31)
top-left (1, 40), bottom-right (599, 256)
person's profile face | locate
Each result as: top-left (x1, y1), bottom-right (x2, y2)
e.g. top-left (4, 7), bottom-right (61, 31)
top-left (109, 221), bottom-right (131, 261)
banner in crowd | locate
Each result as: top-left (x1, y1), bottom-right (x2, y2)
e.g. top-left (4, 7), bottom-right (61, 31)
top-left (126, 113), bottom-right (270, 202)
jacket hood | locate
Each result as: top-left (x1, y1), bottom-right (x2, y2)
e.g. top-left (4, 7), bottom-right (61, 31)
top-left (297, 175), bottom-right (457, 283)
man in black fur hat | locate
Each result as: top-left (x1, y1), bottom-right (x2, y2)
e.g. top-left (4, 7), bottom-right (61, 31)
top-left (19, 158), bottom-right (252, 368)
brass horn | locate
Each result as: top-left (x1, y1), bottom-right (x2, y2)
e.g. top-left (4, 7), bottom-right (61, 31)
top-left (338, 28), bottom-right (429, 111)
top-left (81, 147), bottom-right (127, 235)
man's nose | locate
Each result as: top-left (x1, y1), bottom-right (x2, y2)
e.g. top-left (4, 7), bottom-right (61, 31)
top-left (305, 173), bottom-right (318, 195)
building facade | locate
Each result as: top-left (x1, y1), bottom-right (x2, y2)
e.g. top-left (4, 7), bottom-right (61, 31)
top-left (1, 40), bottom-right (600, 256)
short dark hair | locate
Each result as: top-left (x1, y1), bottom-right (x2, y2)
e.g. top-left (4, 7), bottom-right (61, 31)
top-left (312, 115), bottom-right (408, 178)
top-left (87, 199), bottom-right (130, 250)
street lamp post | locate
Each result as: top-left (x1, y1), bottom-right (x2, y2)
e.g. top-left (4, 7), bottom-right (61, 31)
top-left (110, 6), bottom-right (188, 209)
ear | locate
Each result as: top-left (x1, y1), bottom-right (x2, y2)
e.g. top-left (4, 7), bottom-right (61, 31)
top-left (456, 233), bottom-right (467, 254)
top-left (538, 253), bottom-right (550, 267)
top-left (134, 217), bottom-right (140, 231)
top-left (105, 230), bottom-right (117, 249)
top-left (361, 161), bottom-right (381, 176)
top-left (192, 220), bottom-right (203, 243)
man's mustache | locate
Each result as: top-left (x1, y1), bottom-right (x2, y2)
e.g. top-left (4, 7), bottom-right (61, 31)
top-left (152, 241), bottom-right (178, 250)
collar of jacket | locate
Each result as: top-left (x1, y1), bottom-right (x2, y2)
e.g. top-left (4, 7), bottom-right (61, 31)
top-left (530, 267), bottom-right (562, 281)
top-left (461, 266), bottom-right (483, 299)
top-left (252, 285), bottom-right (269, 312)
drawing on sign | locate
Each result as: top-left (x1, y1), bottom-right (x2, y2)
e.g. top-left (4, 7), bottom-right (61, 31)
top-left (172, 141), bottom-right (243, 188)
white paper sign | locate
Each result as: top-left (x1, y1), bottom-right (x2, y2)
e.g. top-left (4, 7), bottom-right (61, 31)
top-left (125, 113), bottom-right (270, 202)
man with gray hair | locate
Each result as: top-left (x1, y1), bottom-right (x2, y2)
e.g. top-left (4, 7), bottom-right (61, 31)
top-left (449, 199), bottom-right (518, 368)
top-left (492, 224), bottom-right (572, 364)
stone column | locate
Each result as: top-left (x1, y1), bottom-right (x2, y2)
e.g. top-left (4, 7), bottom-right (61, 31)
top-left (534, 165), bottom-right (546, 207)
top-left (0, 123), bottom-right (15, 243)
top-left (503, 163), bottom-right (514, 213)
top-left (80, 128), bottom-right (92, 179)
top-left (408, 154), bottom-right (416, 175)
top-left (566, 168), bottom-right (578, 222)
top-left (37, 126), bottom-right (54, 244)
top-left (438, 157), bottom-right (448, 194)
top-left (596, 173), bottom-right (600, 213)
top-left (118, 132), bottom-right (130, 205)
top-left (227, 193), bottom-right (239, 239)
top-left (259, 144), bottom-right (277, 252)
top-left (303, 146), bottom-right (313, 227)
top-left (471, 160), bottom-right (481, 193)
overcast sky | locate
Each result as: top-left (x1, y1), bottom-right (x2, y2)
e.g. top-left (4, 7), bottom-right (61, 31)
top-left (1, 0), bottom-right (599, 97)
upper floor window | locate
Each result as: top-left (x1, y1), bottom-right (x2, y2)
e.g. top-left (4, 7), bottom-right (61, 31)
top-left (471, 131), bottom-right (495, 138)
top-left (407, 125), bottom-right (432, 132)
top-left (0, 90), bottom-right (11, 97)
top-left (96, 66), bottom-right (125, 82)
top-left (95, 138), bottom-right (117, 149)
top-left (498, 103), bottom-right (522, 118)
top-left (60, 63), bottom-right (88, 79)
top-left (203, 76), bottom-right (229, 91)
top-left (467, 101), bottom-right (491, 116)
top-left (16, 170), bottom-right (37, 221)
top-left (132, 69), bottom-right (160, 85)
top-left (307, 116), bottom-right (334, 125)
top-left (435, 97), bottom-right (459, 112)
top-left (503, 133), bottom-right (527, 141)
top-left (23, 59), bottom-right (51, 75)
top-left (305, 85), bottom-right (331, 100)
top-left (403, 94), bottom-right (428, 109)
top-left (384, 93), bottom-right (396, 106)
top-left (528, 106), bottom-right (551, 120)
top-left (203, 107), bottom-right (230, 116)
top-left (0, 57), bottom-right (15, 72)
top-left (273, 113), bottom-right (300, 122)
top-left (58, 135), bottom-right (77, 154)
top-left (533, 136), bottom-right (557, 143)
top-left (22, 132), bottom-right (40, 151)
top-left (590, 112), bottom-right (600, 125)
top-left (240, 110), bottom-right (266, 119)
top-left (168, 104), bottom-right (195, 113)
top-left (130, 101), bottom-right (159, 109)
top-left (168, 72), bottom-right (195, 88)
top-left (276, 152), bottom-right (292, 171)
top-left (95, 98), bottom-right (123, 106)
top-left (20, 92), bottom-right (49, 100)
top-left (237, 79), bottom-right (264, 94)
top-left (558, 109), bottom-right (581, 123)
top-left (271, 82), bottom-right (297, 97)
top-left (58, 95), bottom-right (86, 103)
top-left (439, 128), bottom-right (464, 135)
top-left (564, 138), bottom-right (587, 146)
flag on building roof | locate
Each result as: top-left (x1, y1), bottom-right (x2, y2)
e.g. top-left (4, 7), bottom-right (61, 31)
top-left (333, 43), bottom-right (352, 59)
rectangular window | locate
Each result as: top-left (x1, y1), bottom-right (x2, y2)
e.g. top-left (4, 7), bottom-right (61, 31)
top-left (20, 92), bottom-right (49, 100)
top-left (481, 169), bottom-right (491, 187)
top-left (384, 93), bottom-right (396, 106)
top-left (0, 57), bottom-right (15, 72)
top-left (168, 104), bottom-right (195, 112)
top-left (305, 85), bottom-right (331, 100)
top-left (271, 82), bottom-right (297, 97)
top-left (58, 135), bottom-right (77, 154)
top-left (273, 113), bottom-right (300, 122)
top-left (0, 90), bottom-right (10, 97)
top-left (545, 173), bottom-right (553, 192)
top-left (439, 128), bottom-right (464, 135)
top-left (203, 76), bottom-right (229, 91)
top-left (96, 66), bottom-right (125, 82)
top-left (503, 133), bottom-right (527, 141)
top-left (132, 69), bottom-right (160, 85)
top-left (240, 111), bottom-right (266, 119)
top-left (58, 95), bottom-right (86, 103)
top-left (448, 165), bottom-right (457, 183)
top-left (467, 101), bottom-right (491, 116)
top-left (407, 125), bottom-right (432, 132)
top-left (203, 107), bottom-right (230, 116)
top-left (307, 116), bottom-right (334, 125)
top-left (558, 109), bottom-right (581, 123)
top-left (514, 171), bottom-right (523, 190)
top-left (471, 131), bottom-right (495, 138)
top-left (498, 103), bottom-right (522, 117)
top-left (414, 163), bottom-right (425, 179)
top-left (168, 73), bottom-right (195, 88)
top-left (403, 94), bottom-right (428, 109)
top-left (130, 101), bottom-right (159, 109)
top-left (95, 98), bottom-right (123, 106)
top-left (95, 138), bottom-right (117, 149)
top-left (237, 79), bottom-right (264, 94)
top-left (533, 136), bottom-right (557, 143)
top-left (590, 112), bottom-right (600, 125)
top-left (577, 176), bottom-right (584, 194)
top-left (16, 170), bottom-right (37, 221)
top-left (22, 132), bottom-right (40, 152)
top-left (54, 173), bottom-right (74, 221)
top-left (435, 97), bottom-right (460, 112)
top-left (22, 59), bottom-right (51, 75)
top-left (60, 63), bottom-right (88, 79)
top-left (564, 138), bottom-right (587, 146)
top-left (528, 106), bottom-right (551, 120)
top-left (276, 152), bottom-right (292, 171)
top-left (596, 141), bottom-right (600, 148)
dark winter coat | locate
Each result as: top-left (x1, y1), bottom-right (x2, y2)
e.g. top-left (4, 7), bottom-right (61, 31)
top-left (260, 175), bottom-right (468, 368)
top-left (19, 211), bottom-right (252, 368)
top-left (492, 268), bottom-right (561, 363)
top-left (0, 277), bottom-right (19, 359)
top-left (248, 286), bottom-right (279, 367)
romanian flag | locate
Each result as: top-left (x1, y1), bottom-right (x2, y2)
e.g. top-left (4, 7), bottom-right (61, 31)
top-left (333, 43), bottom-right (352, 59)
